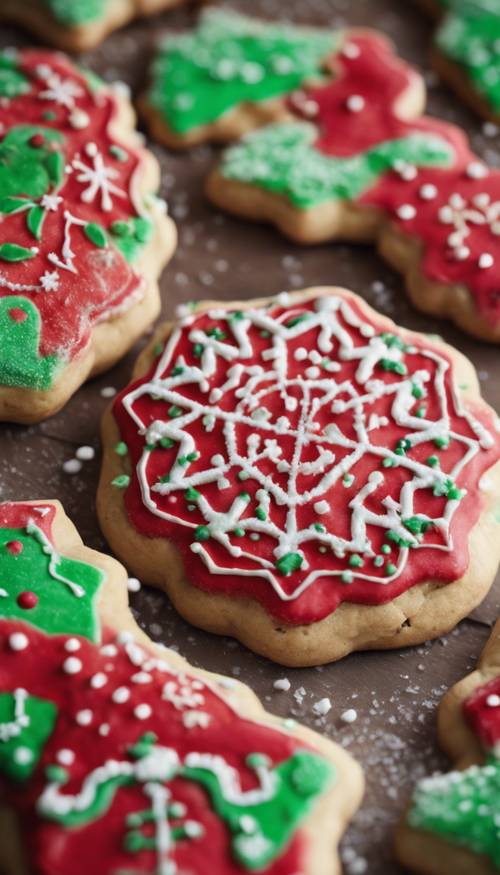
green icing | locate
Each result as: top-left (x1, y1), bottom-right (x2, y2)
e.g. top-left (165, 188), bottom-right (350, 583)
top-left (0, 125), bottom-right (64, 202)
top-left (0, 297), bottom-right (60, 390)
top-left (408, 755), bottom-right (500, 868)
top-left (0, 521), bottom-right (104, 641)
top-left (149, 9), bottom-right (338, 134)
top-left (43, 0), bottom-right (107, 26)
top-left (110, 216), bottom-right (153, 263)
top-left (0, 53), bottom-right (29, 99)
top-left (219, 123), bottom-right (454, 209)
top-left (436, 2), bottom-right (500, 110)
top-left (38, 736), bottom-right (334, 870)
top-left (0, 691), bottom-right (57, 782)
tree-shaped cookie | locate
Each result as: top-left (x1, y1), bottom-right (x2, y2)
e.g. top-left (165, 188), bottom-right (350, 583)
top-left (396, 617), bottom-right (500, 874)
top-left (98, 287), bottom-right (500, 666)
top-left (208, 26), bottom-right (500, 342)
top-left (0, 0), bottom-right (191, 52)
top-left (0, 48), bottom-right (176, 423)
top-left (0, 500), bottom-right (363, 874)
top-left (418, 0), bottom-right (500, 122)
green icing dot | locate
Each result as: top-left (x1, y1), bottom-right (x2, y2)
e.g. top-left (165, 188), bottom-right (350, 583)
top-left (43, 0), bottom-right (107, 26)
top-left (0, 692), bottom-right (57, 782)
top-left (0, 297), bottom-right (60, 390)
top-left (112, 475), bottom-right (130, 488)
top-left (276, 552), bottom-right (303, 575)
top-left (114, 441), bottom-right (128, 456)
top-left (219, 123), bottom-right (454, 209)
top-left (0, 52), bottom-right (30, 99)
top-left (408, 756), bottom-right (500, 868)
top-left (0, 523), bottom-right (103, 640)
top-left (148, 9), bottom-right (338, 134)
top-left (194, 525), bottom-right (210, 542)
top-left (110, 216), bottom-right (153, 263)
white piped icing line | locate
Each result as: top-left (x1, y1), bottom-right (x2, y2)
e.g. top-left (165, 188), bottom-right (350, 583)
top-left (119, 292), bottom-right (496, 603)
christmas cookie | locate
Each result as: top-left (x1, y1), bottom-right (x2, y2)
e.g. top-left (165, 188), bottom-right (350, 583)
top-left (0, 0), bottom-right (189, 53)
top-left (97, 287), bottom-right (500, 667)
top-left (0, 48), bottom-right (175, 423)
top-left (0, 500), bottom-right (363, 875)
top-left (395, 617), bottom-right (500, 874)
top-left (142, 9), bottom-right (341, 149)
top-left (207, 30), bottom-right (500, 342)
top-left (418, 0), bottom-right (500, 122)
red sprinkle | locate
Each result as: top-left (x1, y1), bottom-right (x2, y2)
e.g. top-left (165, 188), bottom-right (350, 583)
top-left (30, 133), bottom-right (45, 148)
top-left (8, 308), bottom-right (27, 323)
top-left (6, 540), bottom-right (23, 555)
top-left (17, 592), bottom-right (39, 610)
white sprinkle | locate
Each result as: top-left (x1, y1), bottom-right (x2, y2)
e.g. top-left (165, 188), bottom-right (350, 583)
top-left (479, 253), bottom-right (494, 269)
top-left (486, 694), bottom-right (500, 707)
top-left (9, 633), bottom-right (28, 651)
top-left (314, 500), bottom-right (329, 515)
top-left (312, 697), bottom-right (332, 717)
top-left (340, 708), bottom-right (358, 723)
top-left (98, 723), bottom-right (110, 736)
top-left (346, 94), bottom-right (365, 112)
top-left (63, 657), bottom-right (82, 675)
top-left (100, 386), bottom-right (116, 398)
top-left (273, 678), bottom-right (291, 692)
top-left (76, 445), bottom-right (95, 461)
top-left (75, 709), bottom-right (93, 726)
top-left (90, 672), bottom-right (107, 689)
top-left (466, 161), bottom-right (488, 179)
top-left (419, 183), bottom-right (437, 200)
top-left (454, 245), bottom-right (470, 260)
top-left (64, 638), bottom-right (81, 653)
top-left (62, 459), bottom-right (82, 475)
top-left (131, 672), bottom-right (152, 685)
top-left (56, 749), bottom-right (75, 766)
top-left (112, 686), bottom-right (130, 704)
top-left (396, 204), bottom-right (416, 220)
top-left (134, 703), bottom-right (152, 720)
top-left (342, 42), bottom-right (361, 59)
top-left (127, 577), bottom-right (141, 593)
top-left (294, 347), bottom-right (308, 361)
top-left (14, 747), bottom-right (33, 765)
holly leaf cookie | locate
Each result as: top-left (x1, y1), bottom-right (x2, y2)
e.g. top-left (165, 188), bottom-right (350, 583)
top-left (142, 8), bottom-right (341, 149)
top-left (0, 49), bottom-right (176, 423)
top-left (417, 0), bottom-right (500, 123)
top-left (395, 617), bottom-right (500, 874)
top-left (0, 0), bottom-right (190, 53)
top-left (97, 287), bottom-right (500, 667)
top-left (0, 500), bottom-right (363, 875)
top-left (208, 27), bottom-right (500, 342)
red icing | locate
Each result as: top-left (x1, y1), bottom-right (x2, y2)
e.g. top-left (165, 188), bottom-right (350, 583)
top-left (286, 34), bottom-right (500, 324)
top-left (464, 676), bottom-right (500, 752)
top-left (0, 620), bottom-right (311, 875)
top-left (112, 292), bottom-right (500, 626)
top-left (0, 503), bottom-right (55, 537)
top-left (17, 591), bottom-right (39, 609)
top-left (0, 51), bottom-right (152, 361)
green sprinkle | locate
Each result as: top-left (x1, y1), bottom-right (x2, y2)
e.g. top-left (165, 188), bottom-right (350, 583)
top-left (237, 471), bottom-right (250, 481)
top-left (206, 326), bottom-right (227, 340)
top-left (111, 475), bottom-right (130, 488)
top-left (426, 455), bottom-right (440, 468)
top-left (109, 144), bottom-right (128, 162)
top-left (42, 110), bottom-right (57, 121)
top-left (313, 522), bottom-right (325, 532)
top-left (153, 343), bottom-right (163, 356)
top-left (233, 527), bottom-right (245, 537)
top-left (239, 491), bottom-right (250, 502)
top-left (256, 507), bottom-right (267, 521)
top-left (171, 365), bottom-right (184, 376)
top-left (160, 437), bottom-right (175, 449)
top-left (382, 458), bottom-right (396, 468)
top-left (343, 473), bottom-right (355, 487)
top-left (231, 310), bottom-right (245, 321)
top-left (114, 441), bottom-right (127, 456)
top-left (386, 562), bottom-right (397, 576)
top-left (194, 525), bottom-right (210, 542)
top-left (260, 330), bottom-right (271, 338)
top-left (168, 405), bottom-right (182, 418)
top-left (379, 358), bottom-right (407, 376)
top-left (45, 764), bottom-right (68, 784)
top-left (349, 553), bottom-right (363, 568)
top-left (415, 406), bottom-right (426, 418)
top-left (381, 544), bottom-right (391, 555)
top-left (341, 570), bottom-right (353, 584)
top-left (434, 436), bottom-right (450, 449)
top-left (374, 555), bottom-right (384, 567)
top-left (185, 487), bottom-right (200, 502)
top-left (411, 384), bottom-right (424, 399)
top-left (276, 552), bottom-right (303, 575)
top-left (192, 343), bottom-right (204, 358)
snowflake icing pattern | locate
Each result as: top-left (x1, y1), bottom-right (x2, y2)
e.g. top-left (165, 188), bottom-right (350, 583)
top-left (119, 292), bottom-right (497, 614)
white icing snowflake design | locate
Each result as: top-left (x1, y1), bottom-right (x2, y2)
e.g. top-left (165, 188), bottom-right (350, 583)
top-left (120, 293), bottom-right (495, 603)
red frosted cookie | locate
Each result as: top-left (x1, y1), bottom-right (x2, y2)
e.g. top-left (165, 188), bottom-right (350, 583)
top-left (98, 287), bottom-right (500, 666)
top-left (208, 27), bottom-right (500, 342)
top-left (0, 500), bottom-right (363, 874)
top-left (396, 617), bottom-right (500, 874)
top-left (0, 48), bottom-right (175, 422)
top-left (0, 0), bottom-right (190, 52)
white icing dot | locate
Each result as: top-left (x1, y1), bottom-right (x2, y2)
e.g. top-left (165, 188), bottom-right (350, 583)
top-left (9, 633), bottom-right (28, 651)
top-left (396, 204), bottom-right (416, 220)
top-left (63, 657), bottom-right (82, 675)
top-left (312, 697), bottom-right (332, 716)
top-left (56, 749), bottom-right (75, 766)
top-left (294, 347), bottom-right (308, 361)
top-left (342, 42), bottom-right (361, 59)
top-left (305, 366), bottom-right (320, 378)
top-left (127, 577), bottom-right (141, 592)
top-left (486, 694), bottom-right (500, 707)
top-left (112, 686), bottom-right (130, 704)
top-left (75, 709), bottom-right (93, 726)
top-left (64, 638), bottom-right (81, 653)
top-left (76, 445), bottom-right (95, 461)
top-left (85, 142), bottom-right (98, 157)
top-left (419, 184), bottom-right (437, 200)
top-left (211, 454), bottom-right (225, 466)
top-left (69, 109), bottom-right (89, 130)
top-left (134, 703), bottom-right (152, 720)
top-left (340, 708), bottom-right (358, 723)
top-left (62, 459), bottom-right (82, 475)
top-left (466, 161), bottom-right (488, 179)
top-left (479, 253), bottom-right (494, 269)
top-left (90, 672), bottom-right (107, 689)
top-left (314, 500), bottom-right (329, 515)
top-left (98, 723), bottom-right (110, 736)
top-left (14, 747), bottom-right (33, 765)
top-left (454, 245), bottom-right (470, 261)
top-left (346, 94), bottom-right (365, 112)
